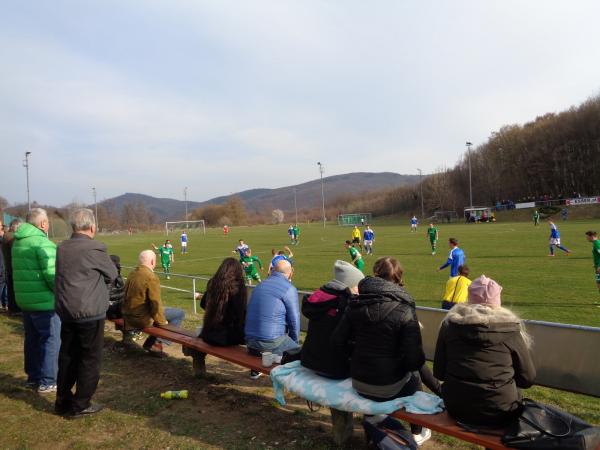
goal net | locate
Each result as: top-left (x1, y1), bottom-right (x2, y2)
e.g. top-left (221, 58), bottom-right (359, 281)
top-left (337, 213), bottom-right (373, 226)
top-left (432, 211), bottom-right (458, 223)
top-left (165, 220), bottom-right (206, 235)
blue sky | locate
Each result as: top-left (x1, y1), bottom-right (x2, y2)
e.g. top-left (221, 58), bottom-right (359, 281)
top-left (1, 1), bottom-right (599, 206)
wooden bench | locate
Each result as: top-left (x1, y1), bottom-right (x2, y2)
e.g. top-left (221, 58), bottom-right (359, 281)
top-left (109, 318), bottom-right (273, 376)
top-left (108, 318), bottom-right (509, 449)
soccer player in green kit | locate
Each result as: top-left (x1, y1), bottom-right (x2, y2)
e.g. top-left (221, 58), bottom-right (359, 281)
top-left (240, 248), bottom-right (263, 285)
top-left (292, 224), bottom-right (300, 245)
top-left (585, 231), bottom-right (600, 296)
top-left (427, 223), bottom-right (439, 255)
top-left (152, 240), bottom-right (174, 279)
top-left (533, 210), bottom-right (540, 226)
top-left (345, 240), bottom-right (364, 271)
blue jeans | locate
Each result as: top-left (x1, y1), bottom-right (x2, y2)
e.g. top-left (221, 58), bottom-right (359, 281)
top-left (246, 334), bottom-right (301, 356)
top-left (23, 311), bottom-right (61, 386)
top-left (145, 307), bottom-right (185, 346)
top-left (441, 301), bottom-right (457, 310)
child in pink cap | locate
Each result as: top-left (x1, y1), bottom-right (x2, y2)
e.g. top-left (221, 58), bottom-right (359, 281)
top-left (433, 274), bottom-right (536, 427)
top-left (467, 274), bottom-right (502, 308)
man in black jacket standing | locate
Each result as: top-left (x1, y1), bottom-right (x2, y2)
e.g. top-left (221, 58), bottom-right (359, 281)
top-left (54, 208), bottom-right (117, 418)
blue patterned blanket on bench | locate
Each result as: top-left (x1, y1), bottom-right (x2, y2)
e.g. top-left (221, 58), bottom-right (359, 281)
top-left (270, 361), bottom-right (444, 415)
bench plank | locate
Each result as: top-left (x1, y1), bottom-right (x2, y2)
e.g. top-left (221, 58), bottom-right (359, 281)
top-left (392, 410), bottom-right (507, 449)
top-left (110, 318), bottom-right (272, 374)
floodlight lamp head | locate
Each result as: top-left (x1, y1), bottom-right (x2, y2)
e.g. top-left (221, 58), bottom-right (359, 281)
top-left (466, 142), bottom-right (472, 146)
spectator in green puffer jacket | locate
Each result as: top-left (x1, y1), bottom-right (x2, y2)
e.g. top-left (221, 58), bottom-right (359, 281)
top-left (12, 208), bottom-right (60, 394)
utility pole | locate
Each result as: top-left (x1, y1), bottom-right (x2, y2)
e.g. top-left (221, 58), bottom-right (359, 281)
top-left (23, 151), bottom-right (31, 211)
top-left (293, 187), bottom-right (298, 224)
top-left (417, 168), bottom-right (425, 219)
top-left (317, 162), bottom-right (326, 227)
top-left (466, 142), bottom-right (473, 208)
top-left (92, 187), bottom-right (99, 230)
top-left (184, 186), bottom-right (188, 223)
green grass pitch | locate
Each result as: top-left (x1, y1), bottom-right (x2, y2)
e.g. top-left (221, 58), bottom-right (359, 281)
top-left (100, 219), bottom-right (600, 327)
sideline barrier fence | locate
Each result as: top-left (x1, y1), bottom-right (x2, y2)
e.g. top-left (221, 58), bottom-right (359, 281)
top-left (121, 268), bottom-right (600, 398)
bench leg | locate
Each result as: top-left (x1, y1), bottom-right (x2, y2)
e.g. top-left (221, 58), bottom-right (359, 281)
top-left (330, 408), bottom-right (353, 447)
top-left (122, 330), bottom-right (135, 347)
top-left (182, 348), bottom-right (207, 378)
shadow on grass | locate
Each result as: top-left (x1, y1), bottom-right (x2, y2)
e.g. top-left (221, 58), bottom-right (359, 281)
top-left (98, 335), bottom-right (366, 449)
top-left (0, 372), bottom-right (56, 414)
top-left (1, 317), bottom-right (368, 449)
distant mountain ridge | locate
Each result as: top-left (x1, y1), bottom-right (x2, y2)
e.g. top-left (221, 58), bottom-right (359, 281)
top-left (102, 172), bottom-right (420, 222)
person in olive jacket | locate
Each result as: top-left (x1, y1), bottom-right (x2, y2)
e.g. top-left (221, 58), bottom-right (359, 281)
top-left (122, 249), bottom-right (185, 355)
top-left (54, 209), bottom-right (118, 417)
top-left (433, 275), bottom-right (536, 427)
top-left (12, 208), bottom-right (60, 393)
top-left (331, 257), bottom-right (428, 442)
top-left (301, 260), bottom-right (364, 379)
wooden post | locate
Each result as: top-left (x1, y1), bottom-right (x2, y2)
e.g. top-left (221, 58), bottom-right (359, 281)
top-left (183, 347), bottom-right (207, 377)
top-left (330, 408), bottom-right (353, 446)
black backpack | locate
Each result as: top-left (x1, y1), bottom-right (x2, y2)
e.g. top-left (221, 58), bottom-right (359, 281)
top-left (363, 416), bottom-right (417, 450)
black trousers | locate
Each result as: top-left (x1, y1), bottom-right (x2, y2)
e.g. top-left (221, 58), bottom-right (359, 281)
top-left (55, 319), bottom-right (104, 413)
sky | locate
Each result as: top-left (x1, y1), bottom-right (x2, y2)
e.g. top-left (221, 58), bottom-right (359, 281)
top-left (1, 0), bottom-right (599, 206)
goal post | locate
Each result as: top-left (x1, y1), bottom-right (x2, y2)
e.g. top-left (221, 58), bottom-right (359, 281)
top-left (165, 220), bottom-right (206, 235)
top-left (337, 213), bottom-right (373, 226)
top-left (432, 211), bottom-right (458, 223)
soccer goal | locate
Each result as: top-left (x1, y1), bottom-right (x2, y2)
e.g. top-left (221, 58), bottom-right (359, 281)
top-left (432, 211), bottom-right (458, 223)
top-left (337, 213), bottom-right (373, 226)
top-left (165, 220), bottom-right (206, 235)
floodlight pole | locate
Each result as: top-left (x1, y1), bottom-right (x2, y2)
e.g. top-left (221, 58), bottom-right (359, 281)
top-left (466, 141), bottom-right (473, 208)
top-left (23, 151), bottom-right (31, 211)
top-left (92, 187), bottom-right (99, 231)
top-left (317, 162), bottom-right (326, 228)
top-left (184, 186), bottom-right (188, 223)
top-left (417, 168), bottom-right (425, 219)
top-left (293, 187), bottom-right (298, 224)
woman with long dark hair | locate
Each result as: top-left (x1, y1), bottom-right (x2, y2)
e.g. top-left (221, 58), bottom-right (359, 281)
top-left (200, 257), bottom-right (248, 346)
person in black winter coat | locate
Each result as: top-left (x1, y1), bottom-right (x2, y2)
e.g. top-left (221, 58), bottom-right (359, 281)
top-left (301, 260), bottom-right (364, 379)
top-left (200, 257), bottom-right (247, 346)
top-left (433, 275), bottom-right (536, 427)
top-left (106, 255), bottom-right (125, 319)
top-left (332, 257), bottom-right (429, 443)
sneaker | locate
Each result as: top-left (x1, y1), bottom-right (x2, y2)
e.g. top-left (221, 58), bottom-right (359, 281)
top-left (143, 340), bottom-right (165, 357)
top-left (547, 254), bottom-right (555, 257)
top-left (38, 384), bottom-right (57, 394)
top-left (26, 381), bottom-right (38, 390)
top-left (68, 403), bottom-right (104, 419)
top-left (413, 428), bottom-right (432, 446)
top-left (166, 275), bottom-right (171, 280)
top-left (131, 331), bottom-right (143, 341)
top-left (249, 370), bottom-right (263, 380)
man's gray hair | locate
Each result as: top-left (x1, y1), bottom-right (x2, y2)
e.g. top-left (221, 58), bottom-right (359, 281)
top-left (70, 208), bottom-right (96, 232)
top-left (26, 208), bottom-right (48, 227)
top-left (9, 217), bottom-right (23, 232)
